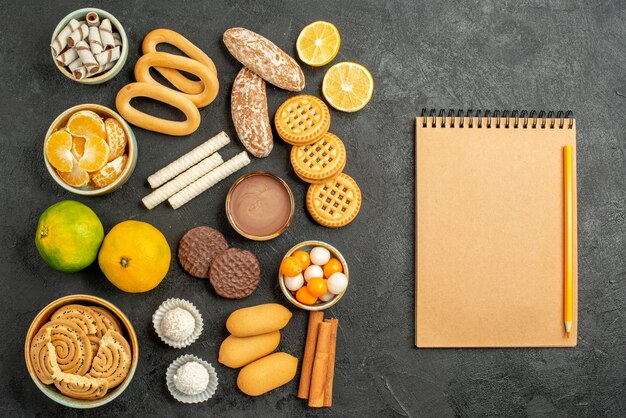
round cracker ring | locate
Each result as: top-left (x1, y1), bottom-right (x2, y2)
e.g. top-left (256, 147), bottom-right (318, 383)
top-left (142, 28), bottom-right (217, 95)
top-left (50, 304), bottom-right (103, 336)
top-left (116, 82), bottom-right (201, 136)
top-left (135, 52), bottom-right (218, 108)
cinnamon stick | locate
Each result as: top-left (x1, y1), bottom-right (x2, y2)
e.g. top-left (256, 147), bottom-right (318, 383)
top-left (308, 321), bottom-right (332, 407)
top-left (297, 311), bottom-right (324, 399)
top-left (323, 318), bottom-right (339, 407)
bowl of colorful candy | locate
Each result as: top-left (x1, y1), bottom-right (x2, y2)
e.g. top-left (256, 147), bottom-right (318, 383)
top-left (278, 241), bottom-right (349, 311)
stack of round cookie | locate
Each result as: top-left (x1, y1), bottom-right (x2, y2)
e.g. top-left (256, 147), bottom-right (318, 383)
top-left (274, 94), bottom-right (362, 228)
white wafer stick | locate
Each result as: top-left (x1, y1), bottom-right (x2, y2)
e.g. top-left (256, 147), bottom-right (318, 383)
top-left (113, 32), bottom-right (122, 47)
top-left (92, 61), bottom-right (115, 76)
top-left (75, 40), bottom-right (98, 72)
top-left (142, 153), bottom-right (224, 210)
top-left (147, 132), bottom-right (230, 188)
top-left (68, 57), bottom-right (83, 71)
top-left (86, 11), bottom-right (100, 27)
top-left (51, 18), bottom-right (80, 56)
top-left (67, 23), bottom-right (89, 48)
top-left (89, 25), bottom-right (103, 54)
top-left (95, 46), bottom-right (120, 66)
top-left (99, 19), bottom-right (115, 50)
top-left (73, 67), bottom-right (88, 80)
top-left (168, 151), bottom-right (251, 209)
top-left (56, 48), bottom-right (78, 66)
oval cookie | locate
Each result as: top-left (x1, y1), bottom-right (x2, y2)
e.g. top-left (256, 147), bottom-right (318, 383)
top-left (223, 27), bottom-right (305, 92)
top-left (231, 67), bottom-right (273, 158)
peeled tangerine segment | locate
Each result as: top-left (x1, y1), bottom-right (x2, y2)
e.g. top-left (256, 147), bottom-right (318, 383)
top-left (79, 136), bottom-right (109, 172)
top-left (57, 156), bottom-right (90, 187)
top-left (104, 118), bottom-right (127, 161)
top-left (71, 136), bottom-right (86, 160)
top-left (90, 155), bottom-right (127, 188)
top-left (46, 129), bottom-right (74, 172)
top-left (66, 110), bottom-right (106, 139)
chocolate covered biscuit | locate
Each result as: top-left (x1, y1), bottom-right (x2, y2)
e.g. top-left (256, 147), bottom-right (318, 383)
top-left (209, 248), bottom-right (260, 299)
top-left (178, 226), bottom-right (228, 278)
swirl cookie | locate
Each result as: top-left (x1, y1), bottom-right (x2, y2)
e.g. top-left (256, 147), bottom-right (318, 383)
top-left (306, 173), bottom-right (362, 228)
top-left (89, 330), bottom-right (132, 389)
top-left (50, 304), bottom-right (103, 336)
top-left (37, 320), bottom-right (93, 376)
top-left (275, 95), bottom-right (330, 146)
top-left (53, 372), bottom-right (108, 400)
top-left (90, 306), bottom-right (123, 335)
top-left (178, 226), bottom-right (229, 279)
top-left (209, 248), bottom-right (261, 299)
top-left (290, 132), bottom-right (346, 183)
top-left (30, 333), bottom-right (61, 384)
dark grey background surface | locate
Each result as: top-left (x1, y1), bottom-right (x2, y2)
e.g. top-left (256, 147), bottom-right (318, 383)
top-left (1, 0), bottom-right (625, 416)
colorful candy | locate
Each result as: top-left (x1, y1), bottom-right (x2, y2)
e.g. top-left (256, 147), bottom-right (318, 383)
top-left (309, 247), bottom-right (331, 266)
top-left (327, 272), bottom-right (348, 295)
top-left (303, 265), bottom-right (323, 282)
top-left (283, 274), bottom-right (304, 292)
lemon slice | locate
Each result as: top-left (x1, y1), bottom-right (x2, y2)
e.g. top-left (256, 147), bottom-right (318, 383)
top-left (296, 21), bottom-right (341, 67)
top-left (322, 62), bottom-right (373, 112)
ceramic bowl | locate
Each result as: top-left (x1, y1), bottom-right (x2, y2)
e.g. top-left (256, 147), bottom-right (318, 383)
top-left (51, 8), bottom-right (128, 84)
top-left (278, 240), bottom-right (349, 311)
top-left (44, 103), bottom-right (137, 196)
top-left (24, 294), bottom-right (139, 409)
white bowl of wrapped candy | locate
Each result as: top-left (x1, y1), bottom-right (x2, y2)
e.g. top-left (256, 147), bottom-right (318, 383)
top-left (50, 8), bottom-right (128, 84)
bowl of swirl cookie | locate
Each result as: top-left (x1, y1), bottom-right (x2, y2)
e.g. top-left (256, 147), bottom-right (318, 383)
top-left (24, 294), bottom-right (138, 408)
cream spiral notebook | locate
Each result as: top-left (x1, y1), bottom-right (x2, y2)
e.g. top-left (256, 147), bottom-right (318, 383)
top-left (415, 109), bottom-right (578, 347)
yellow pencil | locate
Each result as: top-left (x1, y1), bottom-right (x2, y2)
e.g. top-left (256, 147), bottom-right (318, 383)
top-left (563, 146), bottom-right (574, 337)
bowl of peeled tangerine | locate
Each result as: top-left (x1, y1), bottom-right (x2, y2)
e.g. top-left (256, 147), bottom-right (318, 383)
top-left (44, 103), bottom-right (137, 196)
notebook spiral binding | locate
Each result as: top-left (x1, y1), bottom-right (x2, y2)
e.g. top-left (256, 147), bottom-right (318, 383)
top-left (420, 108), bottom-right (574, 129)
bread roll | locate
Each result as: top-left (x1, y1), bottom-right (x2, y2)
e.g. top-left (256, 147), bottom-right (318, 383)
top-left (226, 303), bottom-right (292, 337)
top-left (237, 352), bottom-right (298, 396)
top-left (219, 331), bottom-right (280, 368)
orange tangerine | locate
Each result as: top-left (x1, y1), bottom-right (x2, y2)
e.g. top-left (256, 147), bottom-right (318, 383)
top-left (66, 110), bottom-right (106, 139)
top-left (104, 118), bottom-right (127, 162)
top-left (323, 258), bottom-right (343, 278)
top-left (292, 250), bottom-right (311, 270)
top-left (79, 136), bottom-right (109, 172)
top-left (91, 155), bottom-right (128, 188)
top-left (56, 157), bottom-right (89, 187)
top-left (71, 136), bottom-right (86, 160)
top-left (296, 286), bottom-right (317, 305)
top-left (280, 256), bottom-right (303, 277)
top-left (45, 129), bottom-right (74, 173)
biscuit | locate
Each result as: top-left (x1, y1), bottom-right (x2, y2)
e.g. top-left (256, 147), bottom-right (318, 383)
top-left (306, 173), bottom-right (362, 228)
top-left (223, 28), bottom-right (305, 92)
top-left (275, 95), bottom-right (330, 146)
top-left (50, 304), bottom-right (103, 336)
top-left (53, 371), bottom-right (108, 400)
top-left (225, 303), bottom-right (292, 337)
top-left (237, 352), bottom-right (298, 397)
top-left (231, 67), bottom-right (273, 158)
top-left (90, 306), bottom-right (123, 335)
top-left (209, 248), bottom-right (260, 299)
top-left (38, 320), bottom-right (93, 376)
top-left (290, 132), bottom-right (346, 183)
top-left (178, 226), bottom-right (229, 278)
top-left (89, 330), bottom-right (132, 389)
top-left (219, 331), bottom-right (281, 368)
